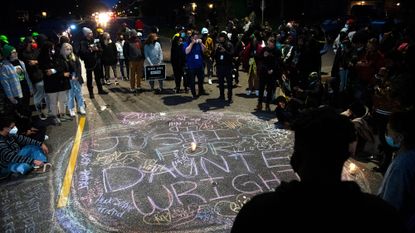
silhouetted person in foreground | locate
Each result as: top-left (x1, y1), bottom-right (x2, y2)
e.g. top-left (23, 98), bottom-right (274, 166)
top-left (231, 107), bottom-right (404, 233)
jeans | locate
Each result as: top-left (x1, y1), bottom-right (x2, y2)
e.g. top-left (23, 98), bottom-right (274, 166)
top-left (33, 81), bottom-right (47, 111)
top-left (149, 80), bottom-right (164, 90)
top-left (68, 80), bottom-right (85, 110)
top-left (1, 145), bottom-right (47, 175)
top-left (119, 59), bottom-right (128, 79)
top-left (104, 64), bottom-right (118, 82)
top-left (204, 57), bottom-right (213, 78)
top-left (258, 73), bottom-right (278, 105)
top-left (188, 67), bottom-right (205, 97)
top-left (86, 62), bottom-right (104, 94)
top-left (172, 63), bottom-right (184, 90)
top-left (217, 66), bottom-right (233, 100)
top-left (339, 68), bottom-right (349, 92)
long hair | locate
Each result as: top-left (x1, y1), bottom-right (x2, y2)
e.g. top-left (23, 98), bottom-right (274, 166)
top-left (145, 33), bottom-right (157, 45)
top-left (60, 43), bottom-right (76, 62)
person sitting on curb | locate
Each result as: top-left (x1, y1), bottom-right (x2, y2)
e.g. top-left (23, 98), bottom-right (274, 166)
top-left (0, 116), bottom-right (51, 179)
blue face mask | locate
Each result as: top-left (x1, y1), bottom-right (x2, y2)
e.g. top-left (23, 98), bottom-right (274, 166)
top-left (385, 135), bottom-right (400, 148)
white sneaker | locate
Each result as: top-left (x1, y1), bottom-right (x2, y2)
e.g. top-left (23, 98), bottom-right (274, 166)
top-left (69, 109), bottom-right (76, 117)
top-left (208, 79), bottom-right (212, 85)
top-left (246, 90), bottom-right (252, 96)
top-left (79, 106), bottom-right (86, 115)
top-left (255, 90), bottom-right (259, 96)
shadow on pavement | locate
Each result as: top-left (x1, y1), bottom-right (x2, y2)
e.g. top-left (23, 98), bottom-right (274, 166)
top-left (198, 98), bottom-right (228, 112)
top-left (162, 95), bottom-right (194, 106)
top-left (250, 111), bottom-right (276, 121)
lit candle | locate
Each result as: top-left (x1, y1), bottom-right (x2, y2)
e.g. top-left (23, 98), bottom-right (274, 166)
top-left (349, 163), bottom-right (357, 174)
top-left (191, 142), bottom-right (197, 152)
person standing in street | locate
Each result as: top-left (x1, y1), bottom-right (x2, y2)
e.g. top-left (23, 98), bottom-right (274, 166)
top-left (214, 31), bottom-right (234, 104)
top-left (201, 27), bottom-right (214, 85)
top-left (144, 33), bottom-right (164, 93)
top-left (78, 27), bottom-right (108, 98)
top-left (184, 31), bottom-right (207, 98)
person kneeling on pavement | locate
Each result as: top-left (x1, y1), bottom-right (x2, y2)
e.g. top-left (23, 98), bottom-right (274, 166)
top-left (0, 116), bottom-right (51, 178)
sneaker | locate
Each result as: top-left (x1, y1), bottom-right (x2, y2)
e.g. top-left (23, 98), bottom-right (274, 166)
top-left (246, 90), bottom-right (252, 96)
top-left (62, 114), bottom-right (73, 121)
top-left (69, 109), bottom-right (76, 117)
top-left (53, 117), bottom-right (61, 126)
top-left (208, 78), bottom-right (213, 85)
top-left (39, 113), bottom-right (47, 120)
top-left (79, 106), bottom-right (86, 115)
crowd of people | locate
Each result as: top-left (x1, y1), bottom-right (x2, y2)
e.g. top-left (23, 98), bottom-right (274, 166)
top-left (0, 13), bottom-right (414, 232)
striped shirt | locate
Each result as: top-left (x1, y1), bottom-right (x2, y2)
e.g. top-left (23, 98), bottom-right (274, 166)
top-left (0, 134), bottom-right (42, 168)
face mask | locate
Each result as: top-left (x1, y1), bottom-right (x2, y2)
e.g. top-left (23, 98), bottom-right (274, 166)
top-left (9, 126), bottom-right (18, 135)
top-left (385, 135), bottom-right (400, 148)
top-left (31, 43), bottom-right (38, 50)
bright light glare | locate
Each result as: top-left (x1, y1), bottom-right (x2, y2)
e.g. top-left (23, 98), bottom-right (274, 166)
top-left (96, 12), bottom-right (112, 27)
top-left (70, 24), bottom-right (76, 30)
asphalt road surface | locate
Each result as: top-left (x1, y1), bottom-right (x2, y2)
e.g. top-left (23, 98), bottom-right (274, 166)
top-left (0, 37), bottom-right (383, 233)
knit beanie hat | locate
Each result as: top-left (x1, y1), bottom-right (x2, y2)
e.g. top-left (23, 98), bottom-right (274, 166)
top-left (82, 27), bottom-right (93, 36)
top-left (2, 44), bottom-right (15, 58)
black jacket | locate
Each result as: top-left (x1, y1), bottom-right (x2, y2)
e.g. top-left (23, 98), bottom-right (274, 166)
top-left (214, 41), bottom-right (234, 67)
top-left (39, 54), bottom-right (70, 93)
top-left (232, 180), bottom-right (404, 233)
top-left (78, 37), bottom-right (102, 69)
top-left (101, 42), bottom-right (118, 66)
top-left (20, 49), bottom-right (43, 84)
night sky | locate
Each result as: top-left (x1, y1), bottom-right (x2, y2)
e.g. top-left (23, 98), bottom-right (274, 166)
top-left (102, 0), bottom-right (117, 7)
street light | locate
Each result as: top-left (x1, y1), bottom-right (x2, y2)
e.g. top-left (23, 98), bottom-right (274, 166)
top-left (41, 11), bottom-right (47, 17)
top-left (396, 2), bottom-right (400, 6)
top-left (208, 3), bottom-right (214, 9)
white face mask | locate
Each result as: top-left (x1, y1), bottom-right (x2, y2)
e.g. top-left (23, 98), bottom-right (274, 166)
top-left (9, 126), bottom-right (18, 135)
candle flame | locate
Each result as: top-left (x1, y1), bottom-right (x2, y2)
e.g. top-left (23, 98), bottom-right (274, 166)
top-left (191, 142), bottom-right (197, 152)
top-left (349, 163), bottom-right (357, 174)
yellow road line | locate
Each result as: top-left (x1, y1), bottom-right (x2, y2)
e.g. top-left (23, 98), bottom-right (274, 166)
top-left (57, 116), bottom-right (86, 208)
